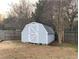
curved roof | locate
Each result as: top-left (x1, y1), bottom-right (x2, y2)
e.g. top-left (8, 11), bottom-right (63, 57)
top-left (30, 22), bottom-right (54, 34)
top-left (43, 25), bottom-right (54, 34)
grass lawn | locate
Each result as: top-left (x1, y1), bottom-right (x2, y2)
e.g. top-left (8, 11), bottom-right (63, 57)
top-left (0, 40), bottom-right (78, 59)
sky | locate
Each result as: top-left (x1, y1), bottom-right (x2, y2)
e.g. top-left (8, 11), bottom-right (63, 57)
top-left (0, 0), bottom-right (77, 18)
top-left (0, 0), bottom-right (38, 17)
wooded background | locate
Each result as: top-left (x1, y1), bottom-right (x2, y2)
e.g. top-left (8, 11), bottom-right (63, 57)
top-left (0, 0), bottom-right (78, 44)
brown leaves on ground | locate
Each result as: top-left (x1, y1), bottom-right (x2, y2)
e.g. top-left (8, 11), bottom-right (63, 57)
top-left (0, 40), bottom-right (77, 59)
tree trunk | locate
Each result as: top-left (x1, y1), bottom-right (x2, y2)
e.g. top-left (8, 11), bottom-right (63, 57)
top-left (62, 30), bottom-right (64, 42)
top-left (57, 30), bottom-right (64, 44)
top-left (58, 32), bottom-right (62, 44)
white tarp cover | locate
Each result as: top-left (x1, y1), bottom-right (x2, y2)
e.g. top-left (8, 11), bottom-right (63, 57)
top-left (21, 22), bottom-right (55, 44)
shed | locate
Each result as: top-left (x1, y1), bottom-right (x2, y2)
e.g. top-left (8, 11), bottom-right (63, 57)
top-left (21, 22), bottom-right (55, 44)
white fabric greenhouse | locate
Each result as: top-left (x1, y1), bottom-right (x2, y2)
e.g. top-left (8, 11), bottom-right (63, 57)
top-left (21, 22), bottom-right (55, 44)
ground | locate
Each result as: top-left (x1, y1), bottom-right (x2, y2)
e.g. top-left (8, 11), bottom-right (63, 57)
top-left (0, 40), bottom-right (77, 59)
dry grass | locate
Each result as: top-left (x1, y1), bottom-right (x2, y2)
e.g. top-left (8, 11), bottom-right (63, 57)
top-left (0, 40), bottom-right (77, 59)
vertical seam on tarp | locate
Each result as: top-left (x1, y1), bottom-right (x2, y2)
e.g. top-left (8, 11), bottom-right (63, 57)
top-left (37, 24), bottom-right (39, 43)
top-left (28, 25), bottom-right (30, 42)
top-left (46, 32), bottom-right (48, 45)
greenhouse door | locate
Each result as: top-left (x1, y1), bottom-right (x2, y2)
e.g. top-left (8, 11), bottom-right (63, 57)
top-left (28, 24), bottom-right (39, 43)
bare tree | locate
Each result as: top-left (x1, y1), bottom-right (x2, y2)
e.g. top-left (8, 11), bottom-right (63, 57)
top-left (46, 0), bottom-right (77, 43)
top-left (64, 0), bottom-right (78, 31)
top-left (7, 0), bottom-right (32, 30)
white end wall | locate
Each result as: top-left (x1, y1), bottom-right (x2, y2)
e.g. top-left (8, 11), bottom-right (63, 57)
top-left (21, 25), bottom-right (30, 43)
top-left (38, 24), bottom-right (48, 44)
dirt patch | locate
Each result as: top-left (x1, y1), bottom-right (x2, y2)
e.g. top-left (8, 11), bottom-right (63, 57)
top-left (0, 40), bottom-right (77, 59)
